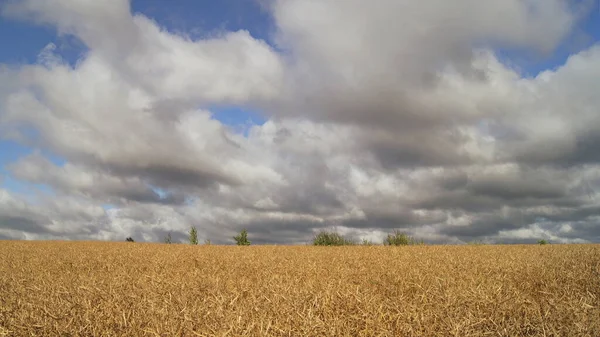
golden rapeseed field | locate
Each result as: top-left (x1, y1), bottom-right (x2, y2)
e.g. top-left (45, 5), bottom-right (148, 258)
top-left (1, 241), bottom-right (599, 336)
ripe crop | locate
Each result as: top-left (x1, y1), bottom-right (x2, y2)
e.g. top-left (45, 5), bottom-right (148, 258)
top-left (1, 241), bottom-right (599, 336)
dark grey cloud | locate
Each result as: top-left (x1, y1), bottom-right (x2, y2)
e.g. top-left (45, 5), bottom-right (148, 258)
top-left (8, 154), bottom-right (189, 205)
top-left (439, 204), bottom-right (600, 242)
top-left (101, 153), bottom-right (243, 189)
top-left (551, 221), bottom-right (600, 242)
top-left (465, 169), bottom-right (569, 201)
top-left (0, 214), bottom-right (52, 234)
top-left (342, 209), bottom-right (447, 230)
top-left (366, 128), bottom-right (477, 169)
top-left (441, 215), bottom-right (527, 239)
top-left (514, 130), bottom-right (600, 167)
top-left (438, 171), bottom-right (470, 191)
top-left (251, 188), bottom-right (343, 216)
top-left (0, 231), bottom-right (26, 240)
top-left (542, 205), bottom-right (600, 223)
top-left (237, 218), bottom-right (322, 245)
top-left (410, 166), bottom-right (587, 213)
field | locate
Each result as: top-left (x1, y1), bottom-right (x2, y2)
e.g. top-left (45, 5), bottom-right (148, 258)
top-left (1, 241), bottom-right (599, 336)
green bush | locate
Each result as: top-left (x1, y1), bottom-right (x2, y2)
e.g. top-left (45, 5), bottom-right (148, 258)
top-left (384, 230), bottom-right (422, 246)
top-left (164, 232), bottom-right (172, 244)
top-left (189, 226), bottom-right (198, 245)
top-left (312, 231), bottom-right (355, 246)
top-left (234, 229), bottom-right (251, 246)
top-left (538, 239), bottom-right (549, 245)
top-left (125, 237), bottom-right (135, 242)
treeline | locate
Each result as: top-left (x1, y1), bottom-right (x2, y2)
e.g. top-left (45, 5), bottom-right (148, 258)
top-left (125, 228), bottom-right (551, 246)
top-left (126, 228), bottom-right (427, 246)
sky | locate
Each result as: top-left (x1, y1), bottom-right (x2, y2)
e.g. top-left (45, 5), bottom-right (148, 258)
top-left (1, 0), bottom-right (600, 245)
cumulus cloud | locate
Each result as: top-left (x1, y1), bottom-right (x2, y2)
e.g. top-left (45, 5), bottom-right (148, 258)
top-left (0, 188), bottom-right (110, 240)
top-left (1, 0), bottom-right (599, 244)
top-left (2, 0), bottom-right (283, 103)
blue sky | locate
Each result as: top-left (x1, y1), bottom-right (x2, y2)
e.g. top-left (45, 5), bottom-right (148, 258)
top-left (497, 3), bottom-right (600, 77)
top-left (1, 0), bottom-right (600, 197)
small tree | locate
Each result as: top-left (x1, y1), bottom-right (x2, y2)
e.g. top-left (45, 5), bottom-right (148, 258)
top-left (126, 237), bottom-right (135, 242)
top-left (189, 226), bottom-right (198, 245)
top-left (234, 229), bottom-right (251, 246)
top-left (313, 230), bottom-right (355, 246)
top-left (384, 230), bottom-right (422, 246)
top-left (164, 232), bottom-right (172, 244)
top-left (538, 239), bottom-right (548, 245)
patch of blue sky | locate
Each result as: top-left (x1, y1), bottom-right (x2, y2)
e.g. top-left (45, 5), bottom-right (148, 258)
top-left (101, 203), bottom-right (117, 211)
top-left (150, 185), bottom-right (168, 199)
top-left (0, 142), bottom-right (55, 198)
top-left (0, 175), bottom-right (54, 198)
top-left (0, 17), bottom-right (56, 65)
top-left (184, 196), bottom-right (197, 206)
top-left (0, 14), bottom-right (88, 67)
top-left (140, 0), bottom-right (279, 135)
top-left (0, 137), bottom-right (64, 196)
top-left (0, 139), bottom-right (30, 166)
top-left (1, 1), bottom-right (278, 66)
top-left (494, 3), bottom-right (600, 78)
top-left (208, 104), bottom-right (267, 136)
top-left (130, 0), bottom-right (277, 45)
top-left (0, 125), bottom-right (66, 166)
top-left (1, 1), bottom-right (278, 197)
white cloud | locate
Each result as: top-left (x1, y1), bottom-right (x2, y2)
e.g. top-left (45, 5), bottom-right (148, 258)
top-left (1, 0), bottom-right (599, 244)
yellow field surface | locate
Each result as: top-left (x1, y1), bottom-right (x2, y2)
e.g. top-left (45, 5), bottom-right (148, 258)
top-left (0, 241), bottom-right (599, 336)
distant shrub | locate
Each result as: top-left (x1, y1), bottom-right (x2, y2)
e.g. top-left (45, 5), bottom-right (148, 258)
top-left (126, 237), bottom-right (135, 242)
top-left (204, 239), bottom-right (212, 245)
top-left (189, 226), bottom-right (198, 245)
top-left (313, 231), bottom-right (355, 246)
top-left (234, 229), bottom-right (251, 246)
top-left (384, 230), bottom-right (422, 246)
top-left (538, 239), bottom-right (549, 245)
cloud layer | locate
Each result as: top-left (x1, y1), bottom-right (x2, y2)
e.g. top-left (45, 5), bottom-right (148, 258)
top-left (1, 0), bottom-right (599, 244)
